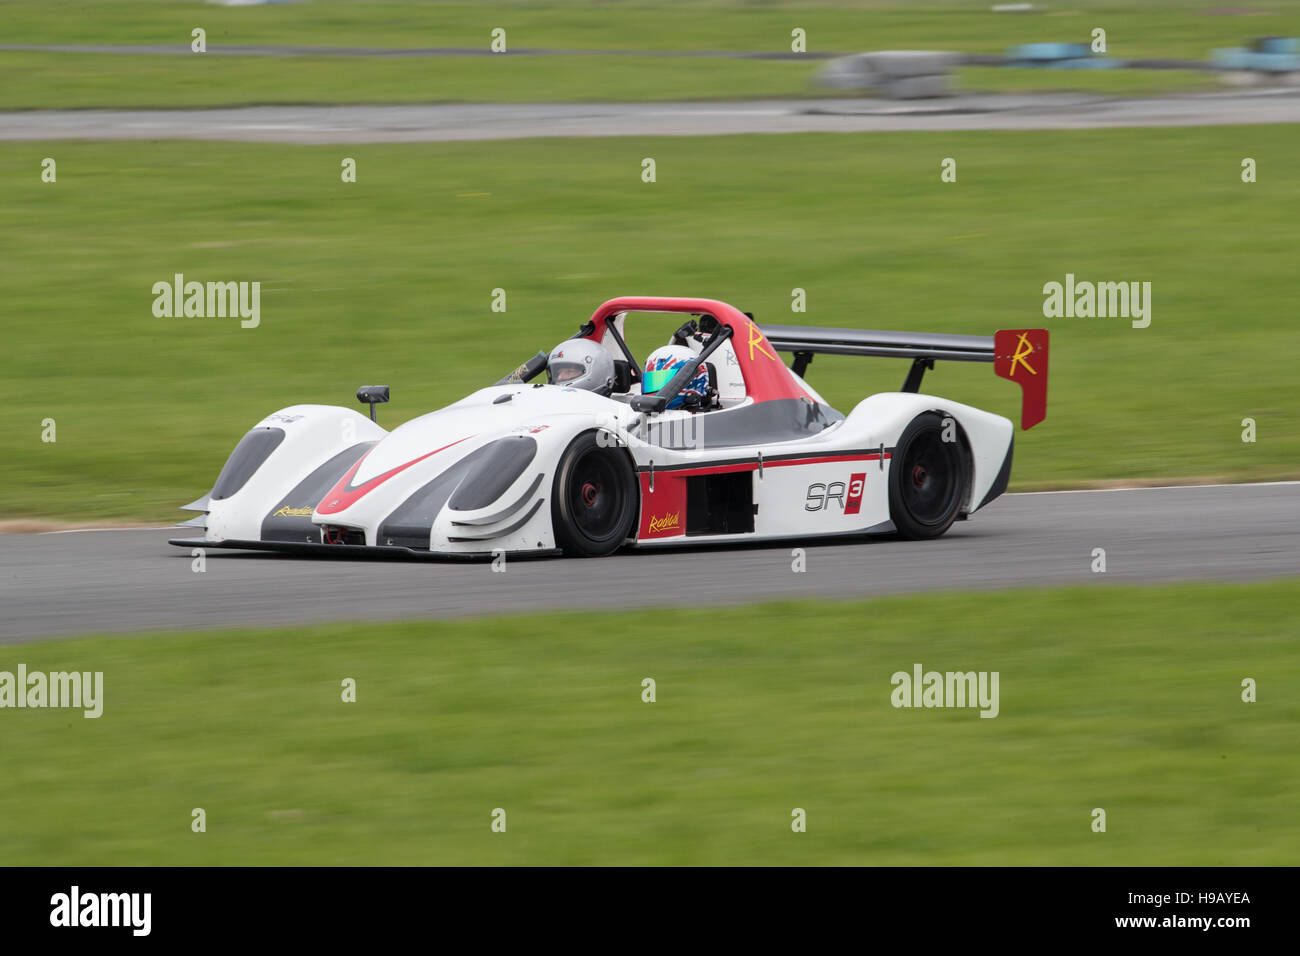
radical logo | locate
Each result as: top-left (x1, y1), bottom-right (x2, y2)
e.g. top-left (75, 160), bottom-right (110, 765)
top-left (647, 512), bottom-right (680, 534)
top-left (273, 506), bottom-right (314, 518)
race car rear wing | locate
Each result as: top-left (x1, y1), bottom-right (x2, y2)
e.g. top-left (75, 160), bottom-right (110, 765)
top-left (761, 323), bottom-right (1049, 430)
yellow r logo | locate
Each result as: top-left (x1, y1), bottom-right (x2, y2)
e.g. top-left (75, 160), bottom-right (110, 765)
top-left (1009, 332), bottom-right (1037, 377)
top-left (747, 323), bottom-right (776, 362)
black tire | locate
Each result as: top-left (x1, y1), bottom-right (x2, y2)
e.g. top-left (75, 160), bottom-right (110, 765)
top-left (888, 412), bottom-right (969, 540)
top-left (551, 431), bottom-right (638, 557)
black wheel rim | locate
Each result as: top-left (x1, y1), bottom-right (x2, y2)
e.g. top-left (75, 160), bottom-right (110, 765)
top-left (900, 431), bottom-right (961, 526)
top-left (568, 449), bottom-right (624, 542)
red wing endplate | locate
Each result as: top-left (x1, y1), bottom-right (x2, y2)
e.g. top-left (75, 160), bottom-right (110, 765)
top-left (994, 329), bottom-right (1049, 430)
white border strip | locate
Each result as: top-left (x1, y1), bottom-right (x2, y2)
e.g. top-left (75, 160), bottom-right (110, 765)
top-left (38, 526), bottom-right (180, 535)
top-left (1010, 480), bottom-right (1300, 497)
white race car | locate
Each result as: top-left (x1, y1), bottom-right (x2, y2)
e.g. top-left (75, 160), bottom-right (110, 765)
top-left (170, 296), bottom-right (1048, 559)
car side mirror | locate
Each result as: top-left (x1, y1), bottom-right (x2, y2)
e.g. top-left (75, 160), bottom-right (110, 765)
top-left (630, 393), bottom-right (668, 413)
top-left (356, 385), bottom-right (390, 422)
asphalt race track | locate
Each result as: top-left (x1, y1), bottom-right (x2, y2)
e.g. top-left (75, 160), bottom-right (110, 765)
top-left (2, 482), bottom-right (1296, 642)
top-left (3, 90), bottom-right (1300, 144)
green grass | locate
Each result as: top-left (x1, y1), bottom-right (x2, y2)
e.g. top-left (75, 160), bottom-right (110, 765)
top-left (2, 127), bottom-right (1297, 523)
top-left (0, 580), bottom-right (1295, 865)
top-left (0, 55), bottom-right (1228, 113)
top-left (3, 0), bottom-right (1297, 108)
top-left (8, 0), bottom-right (1299, 55)
top-left (0, 52), bottom-right (829, 110)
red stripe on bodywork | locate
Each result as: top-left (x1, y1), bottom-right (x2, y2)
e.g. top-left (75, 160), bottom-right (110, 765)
top-left (316, 437), bottom-right (472, 515)
top-left (766, 453), bottom-right (888, 468)
top-left (660, 462), bottom-right (757, 478)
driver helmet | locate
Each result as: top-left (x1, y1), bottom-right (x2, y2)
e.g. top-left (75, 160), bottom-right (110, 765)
top-left (547, 338), bottom-right (615, 395)
top-left (643, 345), bottom-right (710, 410)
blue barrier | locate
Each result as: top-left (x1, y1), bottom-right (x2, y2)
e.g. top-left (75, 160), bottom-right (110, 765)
top-left (1005, 42), bottom-right (1121, 70)
top-left (1254, 37), bottom-right (1298, 55)
top-left (1007, 42), bottom-right (1091, 62)
top-left (1211, 47), bottom-right (1300, 72)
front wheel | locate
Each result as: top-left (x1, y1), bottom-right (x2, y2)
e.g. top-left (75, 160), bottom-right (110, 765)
top-left (551, 431), bottom-right (638, 557)
top-left (888, 412), bottom-right (969, 540)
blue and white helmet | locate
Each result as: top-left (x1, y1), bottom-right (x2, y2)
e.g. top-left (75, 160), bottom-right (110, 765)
top-left (643, 345), bottom-right (710, 410)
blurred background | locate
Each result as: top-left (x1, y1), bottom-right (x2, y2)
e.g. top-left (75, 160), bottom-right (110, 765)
top-left (3, 0), bottom-right (1299, 523)
top-left (1, 1), bottom-right (1297, 866)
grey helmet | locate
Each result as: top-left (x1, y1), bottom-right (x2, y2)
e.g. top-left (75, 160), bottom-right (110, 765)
top-left (546, 338), bottom-right (615, 395)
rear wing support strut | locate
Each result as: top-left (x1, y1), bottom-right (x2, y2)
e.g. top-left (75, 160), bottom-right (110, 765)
top-left (901, 357), bottom-right (934, 394)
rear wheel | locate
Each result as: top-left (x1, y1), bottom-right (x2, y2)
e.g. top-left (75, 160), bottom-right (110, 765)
top-left (551, 431), bottom-right (638, 557)
top-left (888, 412), bottom-right (969, 540)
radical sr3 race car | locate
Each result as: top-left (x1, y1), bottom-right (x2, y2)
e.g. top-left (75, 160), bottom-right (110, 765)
top-left (170, 296), bottom-right (1048, 559)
